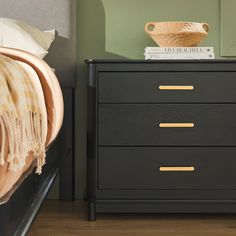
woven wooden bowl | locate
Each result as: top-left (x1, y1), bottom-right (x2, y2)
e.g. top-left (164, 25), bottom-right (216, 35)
top-left (145, 21), bottom-right (209, 47)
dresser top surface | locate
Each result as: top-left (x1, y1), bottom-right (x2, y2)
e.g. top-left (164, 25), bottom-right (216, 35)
top-left (85, 59), bottom-right (236, 64)
top-left (86, 59), bottom-right (236, 73)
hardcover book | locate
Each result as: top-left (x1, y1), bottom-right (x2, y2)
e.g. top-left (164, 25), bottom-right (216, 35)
top-left (144, 46), bottom-right (215, 60)
top-left (145, 47), bottom-right (214, 54)
top-left (145, 53), bottom-right (215, 60)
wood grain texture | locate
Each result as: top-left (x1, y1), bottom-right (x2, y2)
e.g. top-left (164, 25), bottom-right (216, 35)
top-left (29, 200), bottom-right (236, 236)
top-left (98, 147), bottom-right (236, 190)
top-left (99, 72), bottom-right (236, 103)
top-left (99, 104), bottom-right (236, 146)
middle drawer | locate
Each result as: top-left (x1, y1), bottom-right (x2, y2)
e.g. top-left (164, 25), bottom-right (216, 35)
top-left (99, 104), bottom-right (236, 146)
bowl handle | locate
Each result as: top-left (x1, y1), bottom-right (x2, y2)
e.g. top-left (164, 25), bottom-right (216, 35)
top-left (202, 23), bottom-right (210, 33)
top-left (145, 22), bottom-right (156, 34)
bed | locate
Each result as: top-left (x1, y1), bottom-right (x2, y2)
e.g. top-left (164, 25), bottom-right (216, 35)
top-left (0, 1), bottom-right (76, 235)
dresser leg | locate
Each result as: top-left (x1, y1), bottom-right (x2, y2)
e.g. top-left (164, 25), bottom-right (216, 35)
top-left (88, 202), bottom-right (96, 221)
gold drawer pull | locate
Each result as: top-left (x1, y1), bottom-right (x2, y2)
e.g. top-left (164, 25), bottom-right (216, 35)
top-left (159, 123), bottom-right (194, 128)
top-left (159, 167), bottom-right (195, 172)
top-left (159, 85), bottom-right (194, 90)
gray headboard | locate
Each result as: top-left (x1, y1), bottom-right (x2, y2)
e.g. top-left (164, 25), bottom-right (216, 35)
top-left (0, 0), bottom-right (76, 88)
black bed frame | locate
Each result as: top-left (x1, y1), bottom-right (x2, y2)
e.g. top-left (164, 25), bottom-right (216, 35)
top-left (0, 88), bottom-right (75, 236)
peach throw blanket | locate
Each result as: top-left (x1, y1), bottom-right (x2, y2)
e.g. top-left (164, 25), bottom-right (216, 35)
top-left (0, 54), bottom-right (47, 174)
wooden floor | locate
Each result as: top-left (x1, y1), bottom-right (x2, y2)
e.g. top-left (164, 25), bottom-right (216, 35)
top-left (29, 200), bottom-right (236, 236)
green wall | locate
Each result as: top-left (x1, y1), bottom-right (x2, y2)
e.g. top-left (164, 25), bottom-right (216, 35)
top-left (75, 0), bottom-right (224, 199)
top-left (103, 0), bottom-right (220, 58)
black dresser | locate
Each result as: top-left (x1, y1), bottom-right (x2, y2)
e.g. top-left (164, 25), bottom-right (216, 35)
top-left (86, 59), bottom-right (236, 221)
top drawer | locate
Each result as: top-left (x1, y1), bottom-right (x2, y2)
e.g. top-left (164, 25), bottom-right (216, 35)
top-left (98, 72), bottom-right (236, 103)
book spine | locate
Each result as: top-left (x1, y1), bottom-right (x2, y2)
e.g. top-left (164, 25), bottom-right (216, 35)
top-left (145, 53), bottom-right (215, 60)
top-left (145, 47), bottom-right (214, 54)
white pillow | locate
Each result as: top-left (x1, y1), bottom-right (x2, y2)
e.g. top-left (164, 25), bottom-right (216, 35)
top-left (0, 18), bottom-right (55, 58)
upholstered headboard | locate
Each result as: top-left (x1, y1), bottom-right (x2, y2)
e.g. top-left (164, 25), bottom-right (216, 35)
top-left (0, 0), bottom-right (76, 88)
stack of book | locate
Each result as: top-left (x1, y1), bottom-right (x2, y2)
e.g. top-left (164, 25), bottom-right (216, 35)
top-left (144, 47), bottom-right (215, 60)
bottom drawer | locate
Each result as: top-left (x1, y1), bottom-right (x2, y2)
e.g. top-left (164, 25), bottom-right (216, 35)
top-left (98, 147), bottom-right (236, 190)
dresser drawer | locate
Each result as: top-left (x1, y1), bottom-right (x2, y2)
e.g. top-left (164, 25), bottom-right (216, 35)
top-left (99, 104), bottom-right (236, 146)
top-left (98, 147), bottom-right (236, 190)
top-left (98, 72), bottom-right (236, 103)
